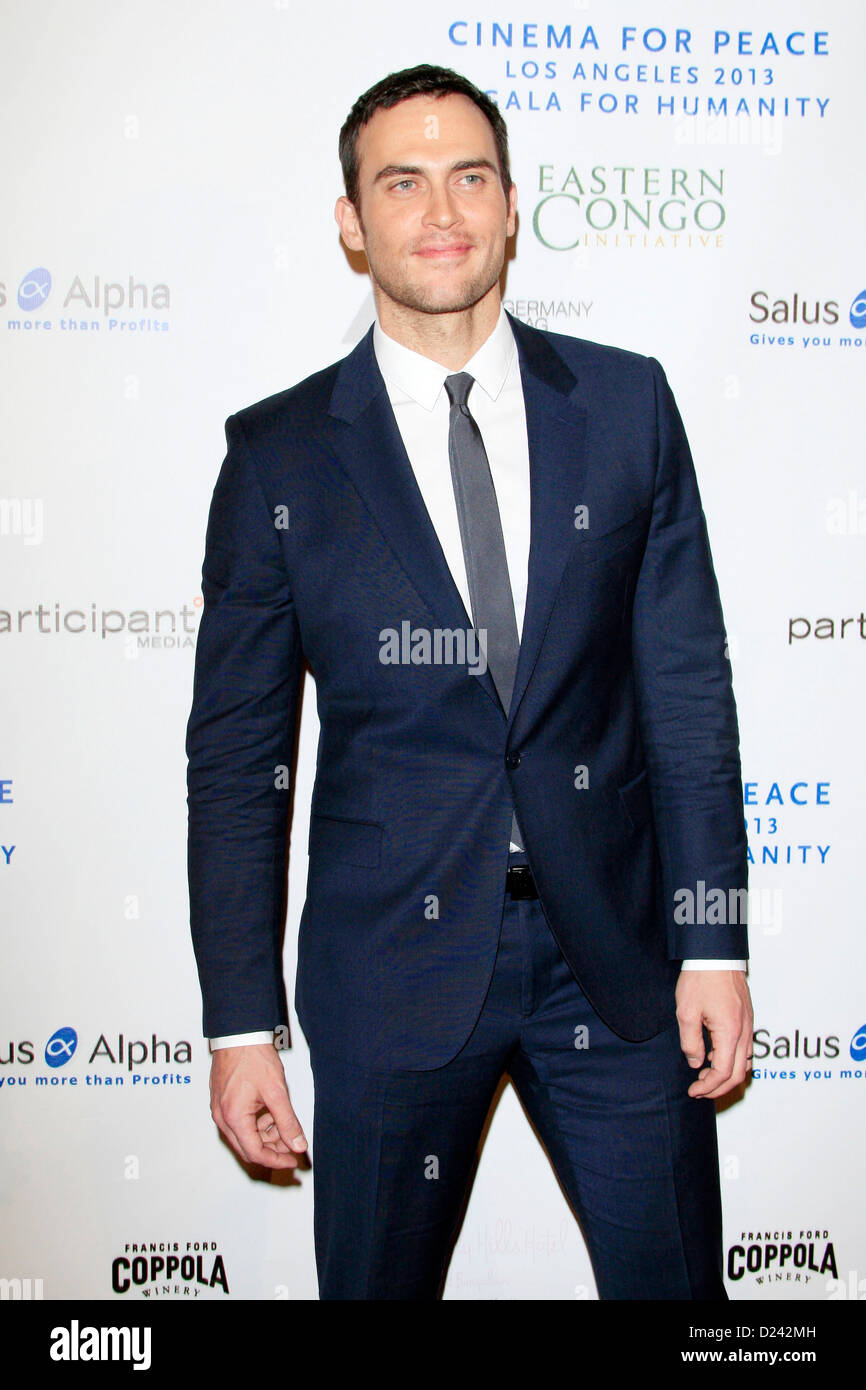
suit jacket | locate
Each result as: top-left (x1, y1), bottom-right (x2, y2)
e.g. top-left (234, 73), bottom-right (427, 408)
top-left (186, 311), bottom-right (748, 1070)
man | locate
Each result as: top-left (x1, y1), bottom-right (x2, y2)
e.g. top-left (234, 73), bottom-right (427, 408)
top-left (187, 63), bottom-right (753, 1300)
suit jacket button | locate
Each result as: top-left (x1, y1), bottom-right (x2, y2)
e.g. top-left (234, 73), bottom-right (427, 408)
top-left (505, 751), bottom-right (521, 769)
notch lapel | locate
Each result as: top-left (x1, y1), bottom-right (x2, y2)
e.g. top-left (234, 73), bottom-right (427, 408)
top-left (506, 312), bottom-right (588, 730)
top-left (326, 327), bottom-right (504, 714)
top-left (325, 313), bottom-right (590, 727)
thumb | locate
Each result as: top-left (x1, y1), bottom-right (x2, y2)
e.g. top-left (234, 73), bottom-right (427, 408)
top-left (265, 1082), bottom-right (308, 1152)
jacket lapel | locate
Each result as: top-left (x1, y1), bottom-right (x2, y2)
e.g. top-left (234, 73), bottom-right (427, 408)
top-left (325, 312), bottom-right (589, 725)
top-left (326, 328), bottom-right (503, 714)
top-left (506, 312), bottom-right (588, 729)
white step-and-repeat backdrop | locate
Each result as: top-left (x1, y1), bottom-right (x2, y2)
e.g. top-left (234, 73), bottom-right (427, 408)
top-left (2, 0), bottom-right (863, 1302)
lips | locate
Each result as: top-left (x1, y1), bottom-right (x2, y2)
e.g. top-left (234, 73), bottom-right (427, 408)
top-left (414, 243), bottom-right (474, 258)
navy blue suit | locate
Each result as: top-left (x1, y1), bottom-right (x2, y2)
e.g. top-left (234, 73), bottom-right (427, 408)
top-left (187, 313), bottom-right (748, 1297)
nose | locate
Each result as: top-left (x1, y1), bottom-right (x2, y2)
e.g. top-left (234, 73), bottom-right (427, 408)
top-left (422, 181), bottom-right (462, 229)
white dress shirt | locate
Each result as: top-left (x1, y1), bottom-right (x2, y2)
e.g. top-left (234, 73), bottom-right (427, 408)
top-left (210, 307), bottom-right (743, 1050)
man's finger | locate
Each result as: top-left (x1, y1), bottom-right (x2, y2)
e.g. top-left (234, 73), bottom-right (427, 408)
top-left (260, 1082), bottom-right (308, 1154)
top-left (221, 1108), bottom-right (302, 1169)
top-left (687, 1030), bottom-right (737, 1097)
top-left (721, 1016), bottom-right (754, 1094)
top-left (211, 1090), bottom-right (302, 1169)
top-left (256, 1113), bottom-right (293, 1154)
top-left (688, 1014), bottom-right (753, 1098)
top-left (676, 1012), bottom-right (706, 1069)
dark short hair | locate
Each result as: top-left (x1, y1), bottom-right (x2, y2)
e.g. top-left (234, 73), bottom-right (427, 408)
top-left (338, 64), bottom-right (512, 210)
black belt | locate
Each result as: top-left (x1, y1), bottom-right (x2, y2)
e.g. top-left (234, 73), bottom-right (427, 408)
top-left (505, 863), bottom-right (538, 900)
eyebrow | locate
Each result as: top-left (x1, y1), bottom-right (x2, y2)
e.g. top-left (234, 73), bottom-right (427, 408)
top-left (372, 157), bottom-right (500, 186)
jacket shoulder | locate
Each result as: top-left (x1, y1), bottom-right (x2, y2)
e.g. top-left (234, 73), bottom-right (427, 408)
top-left (508, 312), bottom-right (659, 388)
top-left (226, 343), bottom-right (356, 443)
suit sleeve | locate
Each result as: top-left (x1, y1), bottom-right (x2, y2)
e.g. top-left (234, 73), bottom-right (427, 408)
top-left (631, 358), bottom-right (749, 961)
top-left (186, 414), bottom-right (305, 1036)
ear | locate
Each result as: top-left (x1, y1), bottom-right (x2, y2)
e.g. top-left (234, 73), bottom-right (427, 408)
top-left (505, 182), bottom-right (518, 238)
top-left (335, 195), bottom-right (365, 252)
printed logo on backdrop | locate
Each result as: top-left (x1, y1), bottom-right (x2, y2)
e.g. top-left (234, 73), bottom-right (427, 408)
top-left (17, 267), bottom-right (52, 311)
top-left (786, 609), bottom-right (865, 647)
top-left (447, 20), bottom-right (831, 125)
top-left (0, 776), bottom-right (13, 873)
top-left (0, 267), bottom-right (170, 336)
top-left (44, 1026), bottom-right (78, 1069)
top-left (726, 1228), bottom-right (837, 1291)
top-left (112, 1242), bottom-right (228, 1298)
top-left (750, 1022), bottom-right (866, 1084)
top-left (742, 778), bottom-right (830, 873)
top-left (749, 286), bottom-right (866, 352)
top-left (502, 297), bottom-right (593, 330)
top-left (532, 163), bottom-right (726, 253)
top-left (0, 1028), bottom-right (192, 1092)
top-left (0, 599), bottom-right (201, 653)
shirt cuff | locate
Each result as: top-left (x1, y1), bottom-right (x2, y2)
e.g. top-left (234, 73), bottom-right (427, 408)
top-left (680, 959), bottom-right (748, 971)
top-left (208, 1031), bottom-right (275, 1051)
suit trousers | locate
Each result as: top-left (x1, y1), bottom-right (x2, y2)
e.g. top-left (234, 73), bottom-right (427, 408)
top-left (308, 854), bottom-right (727, 1300)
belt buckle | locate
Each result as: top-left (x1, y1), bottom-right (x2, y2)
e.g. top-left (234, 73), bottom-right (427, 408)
top-left (506, 864), bottom-right (536, 900)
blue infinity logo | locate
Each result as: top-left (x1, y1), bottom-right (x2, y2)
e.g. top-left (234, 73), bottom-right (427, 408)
top-left (45, 1025), bottom-right (78, 1068)
top-left (17, 267), bottom-right (52, 311)
top-left (850, 1025), bottom-right (866, 1062)
top-left (850, 290), bottom-right (866, 330)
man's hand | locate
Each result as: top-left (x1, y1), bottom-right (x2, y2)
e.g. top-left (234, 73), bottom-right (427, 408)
top-left (675, 970), bottom-right (753, 1100)
top-left (209, 1043), bottom-right (308, 1168)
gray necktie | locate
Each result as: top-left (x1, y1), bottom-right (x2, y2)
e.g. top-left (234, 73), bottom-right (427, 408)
top-left (444, 372), bottom-right (524, 852)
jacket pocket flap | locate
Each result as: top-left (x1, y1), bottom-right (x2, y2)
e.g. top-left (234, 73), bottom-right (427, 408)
top-left (308, 813), bottom-right (383, 867)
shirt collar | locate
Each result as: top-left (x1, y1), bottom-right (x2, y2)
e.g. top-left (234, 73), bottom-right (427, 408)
top-left (372, 304), bottom-right (515, 411)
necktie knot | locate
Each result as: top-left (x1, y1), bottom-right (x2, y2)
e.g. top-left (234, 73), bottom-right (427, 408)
top-left (444, 372), bottom-right (475, 415)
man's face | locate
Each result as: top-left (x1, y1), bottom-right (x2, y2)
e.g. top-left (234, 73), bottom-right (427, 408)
top-left (336, 92), bottom-right (517, 318)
